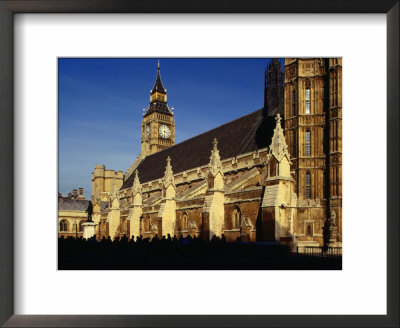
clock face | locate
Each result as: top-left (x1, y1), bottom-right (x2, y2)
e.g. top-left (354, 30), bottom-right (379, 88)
top-left (159, 124), bottom-right (171, 139)
top-left (146, 125), bottom-right (150, 136)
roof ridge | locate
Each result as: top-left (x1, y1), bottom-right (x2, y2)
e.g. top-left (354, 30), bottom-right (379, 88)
top-left (121, 107), bottom-right (274, 189)
top-left (143, 108), bottom-right (263, 160)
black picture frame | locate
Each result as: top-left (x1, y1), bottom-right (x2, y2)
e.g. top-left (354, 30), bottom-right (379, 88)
top-left (0, 1), bottom-right (398, 327)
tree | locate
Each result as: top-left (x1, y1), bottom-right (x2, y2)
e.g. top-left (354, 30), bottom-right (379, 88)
top-left (86, 201), bottom-right (93, 222)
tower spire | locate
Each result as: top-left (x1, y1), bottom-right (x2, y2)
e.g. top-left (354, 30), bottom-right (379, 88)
top-left (144, 60), bottom-right (172, 117)
top-left (151, 60), bottom-right (166, 95)
top-left (140, 60), bottom-right (175, 156)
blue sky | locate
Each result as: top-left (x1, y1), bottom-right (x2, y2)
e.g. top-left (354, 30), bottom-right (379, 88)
top-left (58, 58), bottom-right (282, 199)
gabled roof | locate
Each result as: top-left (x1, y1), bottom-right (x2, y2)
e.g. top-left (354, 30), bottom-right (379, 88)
top-left (121, 109), bottom-right (276, 189)
top-left (58, 197), bottom-right (90, 211)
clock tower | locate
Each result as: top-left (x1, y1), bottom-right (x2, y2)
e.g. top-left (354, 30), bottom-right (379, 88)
top-left (141, 61), bottom-right (175, 156)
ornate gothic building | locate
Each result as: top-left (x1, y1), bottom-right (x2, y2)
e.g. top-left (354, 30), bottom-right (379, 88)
top-left (62, 58), bottom-right (342, 251)
top-left (283, 58), bottom-right (342, 246)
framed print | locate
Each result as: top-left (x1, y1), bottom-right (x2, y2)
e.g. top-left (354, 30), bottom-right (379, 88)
top-left (0, 1), bottom-right (398, 327)
top-left (56, 57), bottom-right (343, 271)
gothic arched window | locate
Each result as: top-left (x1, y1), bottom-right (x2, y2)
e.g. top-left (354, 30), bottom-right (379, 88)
top-left (305, 171), bottom-right (311, 199)
top-left (305, 87), bottom-right (311, 114)
top-left (144, 216), bottom-right (151, 232)
top-left (292, 90), bottom-right (296, 116)
top-left (232, 207), bottom-right (242, 229)
top-left (182, 212), bottom-right (188, 230)
top-left (60, 220), bottom-right (68, 232)
top-left (305, 130), bottom-right (311, 156)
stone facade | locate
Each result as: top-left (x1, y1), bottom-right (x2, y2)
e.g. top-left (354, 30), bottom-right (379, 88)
top-left (87, 59), bottom-right (342, 251)
top-left (91, 165), bottom-right (124, 202)
top-left (58, 188), bottom-right (89, 238)
top-left (283, 58), bottom-right (342, 248)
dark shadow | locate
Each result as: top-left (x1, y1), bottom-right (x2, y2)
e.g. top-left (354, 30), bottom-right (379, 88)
top-left (254, 115), bottom-right (276, 149)
top-left (322, 58), bottom-right (331, 251)
top-left (57, 233), bottom-right (341, 270)
top-left (255, 187), bottom-right (265, 242)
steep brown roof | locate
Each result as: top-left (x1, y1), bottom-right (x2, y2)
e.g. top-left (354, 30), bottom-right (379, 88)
top-left (121, 109), bottom-right (276, 189)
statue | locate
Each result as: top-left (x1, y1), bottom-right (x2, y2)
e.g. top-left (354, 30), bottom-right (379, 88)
top-left (86, 201), bottom-right (93, 222)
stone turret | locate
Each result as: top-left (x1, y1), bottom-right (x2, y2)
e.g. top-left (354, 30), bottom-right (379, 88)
top-left (108, 175), bottom-right (121, 240)
top-left (129, 170), bottom-right (143, 240)
top-left (202, 138), bottom-right (225, 240)
top-left (209, 138), bottom-right (223, 179)
top-left (261, 114), bottom-right (295, 243)
top-left (163, 156), bottom-right (175, 190)
top-left (267, 113), bottom-right (291, 179)
top-left (158, 156), bottom-right (176, 237)
top-left (132, 170), bottom-right (142, 195)
top-left (91, 165), bottom-right (124, 202)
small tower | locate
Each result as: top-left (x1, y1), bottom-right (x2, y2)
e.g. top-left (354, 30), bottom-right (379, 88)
top-left (158, 156), bottom-right (176, 237)
top-left (129, 170), bottom-right (143, 240)
top-left (202, 138), bottom-right (225, 240)
top-left (208, 138), bottom-right (224, 189)
top-left (141, 60), bottom-right (175, 156)
top-left (264, 58), bottom-right (284, 117)
top-left (261, 114), bottom-right (295, 243)
top-left (267, 113), bottom-right (291, 178)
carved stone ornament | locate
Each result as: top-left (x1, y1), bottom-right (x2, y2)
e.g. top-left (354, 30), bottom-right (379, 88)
top-left (209, 138), bottom-right (223, 177)
top-left (163, 156), bottom-right (175, 187)
top-left (132, 170), bottom-right (141, 195)
top-left (269, 114), bottom-right (290, 162)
